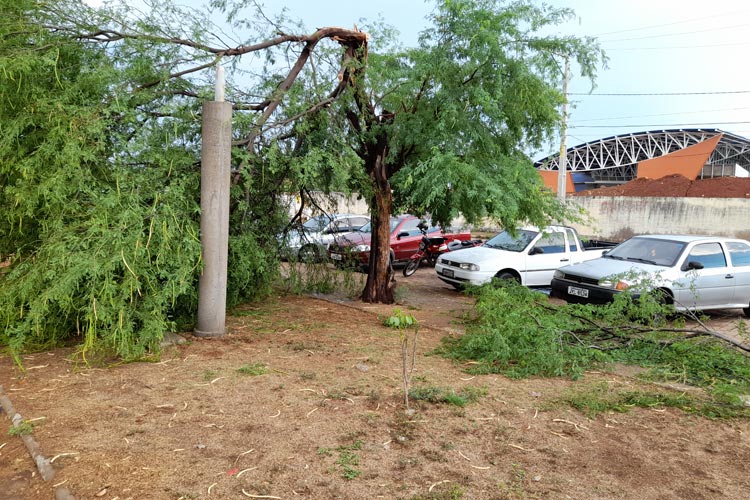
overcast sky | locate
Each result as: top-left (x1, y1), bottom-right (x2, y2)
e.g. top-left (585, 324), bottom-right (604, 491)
top-left (84, 0), bottom-right (750, 158)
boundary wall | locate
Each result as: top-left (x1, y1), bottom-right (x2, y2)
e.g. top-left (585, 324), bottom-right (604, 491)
top-left (569, 196), bottom-right (750, 241)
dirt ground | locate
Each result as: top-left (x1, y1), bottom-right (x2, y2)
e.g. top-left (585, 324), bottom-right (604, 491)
top-left (573, 174), bottom-right (750, 198)
top-left (2, 269), bottom-right (750, 500)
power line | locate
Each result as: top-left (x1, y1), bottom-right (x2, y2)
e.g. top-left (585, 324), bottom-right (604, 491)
top-left (599, 22), bottom-right (750, 43)
top-left (592, 10), bottom-right (750, 37)
top-left (602, 40), bottom-right (750, 51)
top-left (569, 90), bottom-right (750, 96)
top-left (570, 106), bottom-right (750, 123)
top-left (570, 121), bottom-right (750, 129)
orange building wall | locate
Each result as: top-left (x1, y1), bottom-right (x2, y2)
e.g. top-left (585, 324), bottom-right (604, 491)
top-left (539, 170), bottom-right (575, 194)
top-left (637, 134), bottom-right (722, 180)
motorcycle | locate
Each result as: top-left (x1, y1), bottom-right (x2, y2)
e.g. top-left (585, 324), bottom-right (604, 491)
top-left (402, 223), bottom-right (482, 277)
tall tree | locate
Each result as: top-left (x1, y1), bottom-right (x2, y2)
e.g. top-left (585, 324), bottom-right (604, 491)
top-left (0, 0), bottom-right (367, 361)
top-left (337, 0), bottom-right (605, 303)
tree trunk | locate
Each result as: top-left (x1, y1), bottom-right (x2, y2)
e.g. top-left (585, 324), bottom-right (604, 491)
top-left (361, 151), bottom-right (395, 304)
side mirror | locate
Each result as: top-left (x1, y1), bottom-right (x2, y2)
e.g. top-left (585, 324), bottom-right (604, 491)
top-left (529, 247), bottom-right (544, 255)
top-left (682, 260), bottom-right (705, 271)
top-left (397, 231), bottom-right (410, 239)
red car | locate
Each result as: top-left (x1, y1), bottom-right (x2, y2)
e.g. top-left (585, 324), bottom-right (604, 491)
top-left (328, 215), bottom-right (471, 269)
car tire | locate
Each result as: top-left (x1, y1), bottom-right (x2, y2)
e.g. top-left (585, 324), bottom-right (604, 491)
top-left (494, 271), bottom-right (520, 285)
top-left (744, 304), bottom-right (750, 318)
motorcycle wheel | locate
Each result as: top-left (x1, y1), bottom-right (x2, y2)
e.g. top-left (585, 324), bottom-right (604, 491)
top-left (403, 258), bottom-right (420, 277)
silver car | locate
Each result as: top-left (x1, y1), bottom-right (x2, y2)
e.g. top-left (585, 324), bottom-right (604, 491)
top-left (280, 213), bottom-right (370, 262)
top-left (550, 234), bottom-right (750, 316)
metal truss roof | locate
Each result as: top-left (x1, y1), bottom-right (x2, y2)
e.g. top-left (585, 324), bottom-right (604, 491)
top-left (534, 129), bottom-right (750, 184)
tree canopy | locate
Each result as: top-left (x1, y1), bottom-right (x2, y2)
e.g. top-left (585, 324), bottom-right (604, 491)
top-left (0, 0), bottom-right (604, 361)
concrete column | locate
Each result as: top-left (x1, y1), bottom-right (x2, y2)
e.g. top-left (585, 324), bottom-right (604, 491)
top-left (195, 100), bottom-right (232, 337)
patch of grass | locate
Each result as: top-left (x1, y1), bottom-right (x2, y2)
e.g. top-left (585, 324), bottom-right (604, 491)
top-left (552, 381), bottom-right (750, 419)
top-left (409, 385), bottom-right (488, 407)
top-left (236, 362), bottom-right (268, 376)
top-left (408, 483), bottom-right (465, 500)
top-left (318, 440), bottom-right (363, 480)
top-left (8, 420), bottom-right (34, 437)
top-left (202, 369), bottom-right (219, 381)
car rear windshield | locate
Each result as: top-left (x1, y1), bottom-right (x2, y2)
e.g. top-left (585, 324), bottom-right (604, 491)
top-left (483, 230), bottom-right (538, 252)
top-left (604, 237), bottom-right (686, 267)
top-left (357, 218), bottom-right (401, 234)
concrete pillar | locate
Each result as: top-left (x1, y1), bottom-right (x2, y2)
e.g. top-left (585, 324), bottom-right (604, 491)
top-left (195, 100), bottom-right (232, 337)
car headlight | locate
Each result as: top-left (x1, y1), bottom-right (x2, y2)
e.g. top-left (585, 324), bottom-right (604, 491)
top-left (458, 263), bottom-right (479, 271)
top-left (553, 270), bottom-right (564, 279)
top-left (353, 244), bottom-right (370, 252)
top-left (599, 279), bottom-right (630, 290)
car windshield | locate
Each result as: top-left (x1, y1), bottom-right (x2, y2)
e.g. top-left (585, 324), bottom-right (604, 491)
top-left (357, 218), bottom-right (400, 234)
top-left (603, 237), bottom-right (686, 267)
top-left (302, 215), bottom-right (331, 231)
top-left (483, 230), bottom-right (538, 252)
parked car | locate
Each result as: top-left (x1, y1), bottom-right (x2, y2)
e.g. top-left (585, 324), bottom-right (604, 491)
top-left (435, 225), bottom-right (616, 289)
top-left (279, 213), bottom-right (370, 262)
top-left (550, 234), bottom-right (750, 316)
top-left (328, 215), bottom-right (472, 270)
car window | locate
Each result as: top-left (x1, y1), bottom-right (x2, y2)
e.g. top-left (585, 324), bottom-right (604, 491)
top-left (534, 231), bottom-right (566, 254)
top-left (330, 220), bottom-right (349, 233)
top-left (484, 230), bottom-right (538, 252)
top-left (302, 215), bottom-right (331, 231)
top-left (565, 229), bottom-right (579, 252)
top-left (349, 217), bottom-right (369, 230)
top-left (727, 241), bottom-right (750, 267)
top-left (686, 243), bottom-right (727, 269)
top-left (398, 218), bottom-right (423, 237)
top-left (606, 237), bottom-right (686, 267)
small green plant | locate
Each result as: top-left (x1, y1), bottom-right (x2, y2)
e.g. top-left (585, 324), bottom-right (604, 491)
top-left (236, 362), bottom-right (268, 376)
top-left (318, 440), bottom-right (363, 480)
top-left (383, 308), bottom-right (419, 409)
top-left (8, 420), bottom-right (34, 436)
top-left (409, 386), bottom-right (488, 407)
top-left (202, 369), bottom-right (219, 381)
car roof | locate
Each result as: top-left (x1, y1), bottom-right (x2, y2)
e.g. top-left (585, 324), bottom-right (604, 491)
top-left (630, 234), bottom-right (730, 243)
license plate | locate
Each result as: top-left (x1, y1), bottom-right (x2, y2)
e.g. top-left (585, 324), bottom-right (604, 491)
top-left (568, 286), bottom-right (589, 298)
top-left (331, 253), bottom-right (343, 261)
top-left (442, 268), bottom-right (454, 278)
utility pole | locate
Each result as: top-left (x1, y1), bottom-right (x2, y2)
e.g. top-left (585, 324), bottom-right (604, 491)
top-left (195, 65), bottom-right (232, 337)
top-left (557, 55), bottom-right (570, 202)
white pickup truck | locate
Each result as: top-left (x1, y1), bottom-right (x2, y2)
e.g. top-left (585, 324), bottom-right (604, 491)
top-left (434, 225), bottom-right (616, 289)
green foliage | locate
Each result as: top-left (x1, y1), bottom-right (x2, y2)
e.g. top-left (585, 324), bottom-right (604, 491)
top-left (439, 282), bottom-right (750, 413)
top-left (318, 440), bottom-right (363, 480)
top-left (383, 309), bottom-right (418, 330)
top-left (236, 362), bottom-right (268, 376)
top-left (408, 385), bottom-right (487, 407)
top-left (438, 284), bottom-right (597, 379)
top-left (8, 420), bottom-right (34, 437)
top-left (0, 0), bottom-right (285, 362)
top-left (555, 381), bottom-right (750, 419)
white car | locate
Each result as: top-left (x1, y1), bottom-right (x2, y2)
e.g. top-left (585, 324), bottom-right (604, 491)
top-left (435, 225), bottom-right (615, 289)
top-left (550, 234), bottom-right (750, 315)
top-left (280, 213), bottom-right (370, 261)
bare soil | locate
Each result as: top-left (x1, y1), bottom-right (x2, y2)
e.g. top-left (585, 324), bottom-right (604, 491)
top-left (573, 174), bottom-right (750, 198)
top-left (2, 270), bottom-right (750, 500)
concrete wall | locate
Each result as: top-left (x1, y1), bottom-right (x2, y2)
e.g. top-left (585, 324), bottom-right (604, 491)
top-left (569, 196), bottom-right (750, 241)
top-left (286, 192), bottom-right (750, 242)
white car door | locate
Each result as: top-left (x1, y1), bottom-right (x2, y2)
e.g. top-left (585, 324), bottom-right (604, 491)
top-left (674, 242), bottom-right (734, 308)
top-left (726, 241), bottom-right (750, 305)
top-left (523, 229), bottom-right (570, 286)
